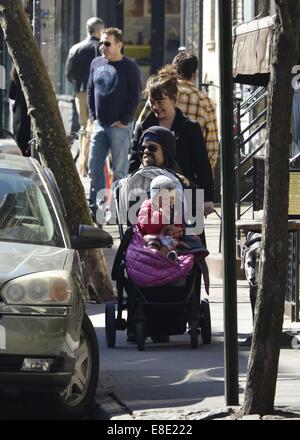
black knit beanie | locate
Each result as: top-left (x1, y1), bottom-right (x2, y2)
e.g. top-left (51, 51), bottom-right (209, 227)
top-left (138, 126), bottom-right (176, 169)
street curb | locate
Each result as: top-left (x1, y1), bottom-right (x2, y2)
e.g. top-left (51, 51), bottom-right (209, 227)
top-left (93, 390), bottom-right (134, 420)
top-left (131, 407), bottom-right (232, 421)
top-left (94, 400), bottom-right (300, 421)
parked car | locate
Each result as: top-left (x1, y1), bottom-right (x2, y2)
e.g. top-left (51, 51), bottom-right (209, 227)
top-left (0, 153), bottom-right (113, 418)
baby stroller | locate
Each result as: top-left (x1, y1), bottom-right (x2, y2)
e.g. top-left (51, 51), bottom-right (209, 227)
top-left (105, 167), bottom-right (212, 351)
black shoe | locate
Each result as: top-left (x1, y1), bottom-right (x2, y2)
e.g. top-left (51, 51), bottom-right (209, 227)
top-left (89, 210), bottom-right (103, 229)
top-left (167, 251), bottom-right (177, 262)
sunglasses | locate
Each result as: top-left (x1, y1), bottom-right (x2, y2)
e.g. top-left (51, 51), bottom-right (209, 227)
top-left (99, 41), bottom-right (111, 47)
top-left (138, 144), bottom-right (162, 155)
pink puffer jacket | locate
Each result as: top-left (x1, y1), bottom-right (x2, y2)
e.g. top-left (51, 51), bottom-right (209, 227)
top-left (125, 226), bottom-right (194, 287)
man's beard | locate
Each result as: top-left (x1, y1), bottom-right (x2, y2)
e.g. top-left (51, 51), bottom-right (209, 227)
top-left (142, 153), bottom-right (156, 166)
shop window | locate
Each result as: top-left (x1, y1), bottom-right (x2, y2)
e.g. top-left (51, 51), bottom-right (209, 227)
top-left (55, 0), bottom-right (80, 95)
top-left (165, 0), bottom-right (180, 63)
top-left (124, 0), bottom-right (180, 86)
top-left (124, 0), bottom-right (152, 88)
top-left (206, 0), bottom-right (215, 52)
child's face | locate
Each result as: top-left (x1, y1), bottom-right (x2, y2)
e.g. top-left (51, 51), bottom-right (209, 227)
top-left (165, 225), bottom-right (183, 239)
top-left (172, 226), bottom-right (183, 239)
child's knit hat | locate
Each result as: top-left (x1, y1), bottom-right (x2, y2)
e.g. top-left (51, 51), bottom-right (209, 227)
top-left (150, 175), bottom-right (176, 199)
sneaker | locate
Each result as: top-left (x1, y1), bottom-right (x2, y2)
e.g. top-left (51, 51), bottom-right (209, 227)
top-left (88, 208), bottom-right (103, 229)
top-left (94, 222), bottom-right (103, 230)
top-left (167, 251), bottom-right (177, 262)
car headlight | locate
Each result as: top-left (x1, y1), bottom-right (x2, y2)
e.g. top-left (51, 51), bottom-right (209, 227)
top-left (1, 271), bottom-right (72, 305)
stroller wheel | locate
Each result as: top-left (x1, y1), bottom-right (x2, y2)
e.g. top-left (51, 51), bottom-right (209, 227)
top-left (189, 319), bottom-right (199, 349)
top-left (136, 321), bottom-right (145, 351)
top-left (105, 303), bottom-right (116, 348)
top-left (200, 299), bottom-right (211, 344)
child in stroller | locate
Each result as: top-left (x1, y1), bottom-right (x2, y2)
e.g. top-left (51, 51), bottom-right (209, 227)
top-left (107, 166), bottom-right (211, 350)
top-left (138, 175), bottom-right (190, 262)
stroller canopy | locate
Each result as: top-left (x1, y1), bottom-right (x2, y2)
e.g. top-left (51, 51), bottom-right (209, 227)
top-left (114, 166), bottom-right (184, 225)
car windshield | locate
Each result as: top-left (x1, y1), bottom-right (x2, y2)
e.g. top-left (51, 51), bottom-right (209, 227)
top-left (0, 169), bottom-right (64, 247)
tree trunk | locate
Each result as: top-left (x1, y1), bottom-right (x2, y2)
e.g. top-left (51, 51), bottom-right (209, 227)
top-left (242, 1), bottom-right (300, 415)
top-left (0, 0), bottom-right (113, 302)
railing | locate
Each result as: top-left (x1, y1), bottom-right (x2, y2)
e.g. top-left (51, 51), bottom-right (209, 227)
top-left (234, 86), bottom-right (268, 254)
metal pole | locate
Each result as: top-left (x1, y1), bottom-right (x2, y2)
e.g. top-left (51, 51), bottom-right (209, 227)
top-left (236, 101), bottom-right (241, 258)
top-left (116, 0), bottom-right (124, 30)
top-left (218, 0), bottom-right (239, 405)
top-left (180, 0), bottom-right (186, 48)
top-left (0, 30), bottom-right (3, 129)
top-left (150, 0), bottom-right (165, 74)
top-left (198, 0), bottom-right (203, 85)
top-left (33, 0), bottom-right (41, 48)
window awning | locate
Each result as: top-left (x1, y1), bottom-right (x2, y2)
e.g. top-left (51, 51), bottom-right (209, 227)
top-left (232, 15), bottom-right (275, 86)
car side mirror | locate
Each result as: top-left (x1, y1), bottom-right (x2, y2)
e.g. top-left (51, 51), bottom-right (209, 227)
top-left (71, 225), bottom-right (113, 249)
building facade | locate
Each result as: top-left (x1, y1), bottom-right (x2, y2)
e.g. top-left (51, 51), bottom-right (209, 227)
top-left (0, 0), bottom-right (276, 134)
top-left (0, 0), bottom-right (182, 132)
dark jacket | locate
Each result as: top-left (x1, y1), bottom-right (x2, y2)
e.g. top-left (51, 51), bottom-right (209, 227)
top-left (129, 108), bottom-right (214, 201)
top-left (65, 36), bottom-right (100, 93)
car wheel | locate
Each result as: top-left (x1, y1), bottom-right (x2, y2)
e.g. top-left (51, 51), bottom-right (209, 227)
top-left (20, 313), bottom-right (99, 419)
top-left (54, 313), bottom-right (99, 418)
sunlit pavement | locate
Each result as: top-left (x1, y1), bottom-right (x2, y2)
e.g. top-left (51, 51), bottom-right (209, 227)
top-left (87, 209), bottom-right (300, 420)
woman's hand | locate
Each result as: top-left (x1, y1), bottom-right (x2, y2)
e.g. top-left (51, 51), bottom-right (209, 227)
top-left (176, 173), bottom-right (190, 187)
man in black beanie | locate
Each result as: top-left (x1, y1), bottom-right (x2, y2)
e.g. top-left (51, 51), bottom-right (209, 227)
top-left (137, 126), bottom-right (178, 171)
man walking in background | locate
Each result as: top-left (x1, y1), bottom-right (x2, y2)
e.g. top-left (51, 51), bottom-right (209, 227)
top-left (87, 27), bottom-right (142, 221)
top-left (66, 17), bottom-right (104, 176)
top-left (172, 51), bottom-right (219, 174)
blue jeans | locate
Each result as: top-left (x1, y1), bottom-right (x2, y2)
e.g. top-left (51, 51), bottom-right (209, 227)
top-left (88, 121), bottom-right (132, 214)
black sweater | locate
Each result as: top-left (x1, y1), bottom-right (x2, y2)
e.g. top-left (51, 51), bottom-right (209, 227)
top-left (129, 108), bottom-right (214, 201)
top-left (87, 56), bottom-right (142, 126)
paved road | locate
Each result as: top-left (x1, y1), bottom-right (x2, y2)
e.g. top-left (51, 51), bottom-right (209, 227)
top-left (89, 293), bottom-right (300, 420)
top-left (0, 391), bottom-right (94, 420)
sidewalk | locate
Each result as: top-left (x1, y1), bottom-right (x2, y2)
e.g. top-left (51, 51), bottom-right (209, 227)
top-left (79, 173), bottom-right (300, 420)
